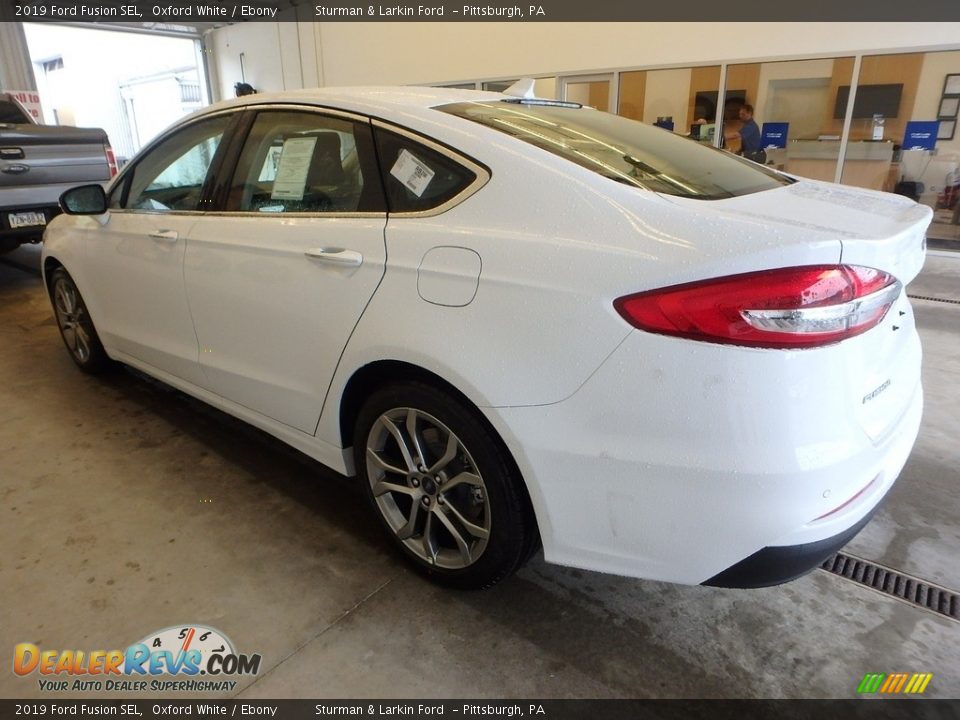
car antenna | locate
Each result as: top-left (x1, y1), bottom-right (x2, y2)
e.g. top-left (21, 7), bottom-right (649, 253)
top-left (500, 78), bottom-right (582, 108)
top-left (503, 78), bottom-right (537, 99)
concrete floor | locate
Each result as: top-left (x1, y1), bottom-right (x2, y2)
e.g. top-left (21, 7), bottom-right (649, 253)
top-left (1, 243), bottom-right (958, 699)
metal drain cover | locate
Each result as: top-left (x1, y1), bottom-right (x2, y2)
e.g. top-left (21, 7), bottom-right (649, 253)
top-left (908, 293), bottom-right (960, 305)
top-left (821, 553), bottom-right (959, 621)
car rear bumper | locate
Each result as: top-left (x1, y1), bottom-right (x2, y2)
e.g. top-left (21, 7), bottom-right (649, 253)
top-left (702, 503), bottom-right (879, 588)
top-left (485, 308), bottom-right (923, 586)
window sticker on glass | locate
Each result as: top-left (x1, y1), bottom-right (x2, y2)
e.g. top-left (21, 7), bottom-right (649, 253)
top-left (271, 136), bottom-right (318, 200)
top-left (390, 148), bottom-right (436, 198)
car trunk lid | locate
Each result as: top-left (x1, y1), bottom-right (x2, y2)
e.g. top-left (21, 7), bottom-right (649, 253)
top-left (658, 178), bottom-right (931, 445)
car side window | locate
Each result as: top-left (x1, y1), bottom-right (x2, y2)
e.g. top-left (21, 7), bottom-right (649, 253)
top-left (373, 127), bottom-right (477, 213)
top-left (224, 111), bottom-right (384, 214)
top-left (123, 115), bottom-right (231, 212)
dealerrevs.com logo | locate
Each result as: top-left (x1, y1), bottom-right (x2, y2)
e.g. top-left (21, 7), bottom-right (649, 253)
top-left (14, 625), bottom-right (262, 693)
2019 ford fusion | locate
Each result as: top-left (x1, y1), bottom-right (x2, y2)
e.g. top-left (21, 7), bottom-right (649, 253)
top-left (42, 85), bottom-right (930, 589)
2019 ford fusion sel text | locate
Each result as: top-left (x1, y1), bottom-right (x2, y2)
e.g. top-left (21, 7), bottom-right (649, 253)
top-left (42, 85), bottom-right (931, 589)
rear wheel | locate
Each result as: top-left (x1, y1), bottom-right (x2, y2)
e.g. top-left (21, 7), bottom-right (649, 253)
top-left (49, 268), bottom-right (111, 374)
top-left (355, 382), bottom-right (536, 589)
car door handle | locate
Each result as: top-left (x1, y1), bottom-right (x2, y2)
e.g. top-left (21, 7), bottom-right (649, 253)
top-left (304, 248), bottom-right (363, 267)
top-left (148, 230), bottom-right (179, 243)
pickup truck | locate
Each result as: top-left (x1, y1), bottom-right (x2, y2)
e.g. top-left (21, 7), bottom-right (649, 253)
top-left (0, 92), bottom-right (116, 253)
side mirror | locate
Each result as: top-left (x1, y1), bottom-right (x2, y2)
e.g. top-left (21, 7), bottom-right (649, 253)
top-left (60, 184), bottom-right (107, 215)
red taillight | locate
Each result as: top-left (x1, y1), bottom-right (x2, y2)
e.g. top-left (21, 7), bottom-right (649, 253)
top-left (614, 265), bottom-right (901, 349)
top-left (104, 144), bottom-right (118, 178)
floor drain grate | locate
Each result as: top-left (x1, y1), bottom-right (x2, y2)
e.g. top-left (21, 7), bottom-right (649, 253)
top-left (908, 294), bottom-right (960, 305)
top-left (820, 553), bottom-right (960, 621)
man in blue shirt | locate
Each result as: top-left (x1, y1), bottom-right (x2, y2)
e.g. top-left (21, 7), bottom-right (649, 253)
top-left (726, 103), bottom-right (762, 158)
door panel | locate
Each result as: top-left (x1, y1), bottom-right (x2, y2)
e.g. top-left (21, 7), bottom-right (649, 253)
top-left (184, 109), bottom-right (388, 434)
top-left (90, 212), bottom-right (204, 384)
top-left (85, 114), bottom-right (233, 384)
top-left (185, 218), bottom-right (386, 433)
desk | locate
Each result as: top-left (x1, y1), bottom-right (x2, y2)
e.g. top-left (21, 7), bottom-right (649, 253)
top-left (780, 140), bottom-right (895, 191)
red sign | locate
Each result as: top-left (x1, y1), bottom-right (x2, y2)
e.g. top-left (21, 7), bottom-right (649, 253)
top-left (3, 90), bottom-right (44, 122)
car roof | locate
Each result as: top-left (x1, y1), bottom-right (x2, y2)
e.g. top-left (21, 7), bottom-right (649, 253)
top-left (203, 86), bottom-right (507, 119)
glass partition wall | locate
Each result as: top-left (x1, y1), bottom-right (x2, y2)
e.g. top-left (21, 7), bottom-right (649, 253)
top-left (481, 78), bottom-right (558, 98)
top-left (618, 66), bottom-right (722, 143)
top-left (562, 74), bottom-right (613, 111)
top-left (843, 51), bottom-right (960, 241)
top-left (456, 50), bottom-right (960, 245)
top-left (724, 58), bottom-right (855, 182)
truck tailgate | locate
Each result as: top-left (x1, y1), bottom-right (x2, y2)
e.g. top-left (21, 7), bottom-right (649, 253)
top-left (0, 125), bottom-right (110, 188)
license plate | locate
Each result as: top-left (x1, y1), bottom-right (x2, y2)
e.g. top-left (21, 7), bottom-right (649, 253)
top-left (9, 211), bottom-right (46, 229)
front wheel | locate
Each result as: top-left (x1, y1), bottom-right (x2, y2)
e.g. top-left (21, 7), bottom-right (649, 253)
top-left (49, 268), bottom-right (112, 374)
top-left (355, 382), bottom-right (537, 589)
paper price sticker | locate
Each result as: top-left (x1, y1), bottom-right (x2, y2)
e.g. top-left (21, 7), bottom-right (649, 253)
top-left (390, 149), bottom-right (435, 198)
top-left (271, 136), bottom-right (318, 201)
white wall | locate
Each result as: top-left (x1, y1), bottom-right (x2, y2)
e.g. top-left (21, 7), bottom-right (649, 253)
top-left (210, 11), bottom-right (325, 100)
top-left (913, 50), bottom-right (960, 158)
top-left (208, 22), bottom-right (960, 94)
top-left (211, 22), bottom-right (287, 97)
top-left (310, 22), bottom-right (958, 87)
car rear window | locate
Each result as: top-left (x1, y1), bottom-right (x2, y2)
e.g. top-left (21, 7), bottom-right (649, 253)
top-left (373, 127), bottom-right (478, 213)
top-left (437, 101), bottom-right (791, 200)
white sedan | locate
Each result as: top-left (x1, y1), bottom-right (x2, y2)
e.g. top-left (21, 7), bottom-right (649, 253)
top-left (42, 85), bottom-right (930, 589)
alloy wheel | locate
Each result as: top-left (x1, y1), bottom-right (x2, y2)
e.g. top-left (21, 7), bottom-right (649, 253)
top-left (365, 407), bottom-right (491, 569)
top-left (53, 277), bottom-right (92, 364)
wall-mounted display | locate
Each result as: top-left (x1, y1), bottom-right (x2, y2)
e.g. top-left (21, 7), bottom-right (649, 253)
top-left (833, 84), bottom-right (903, 119)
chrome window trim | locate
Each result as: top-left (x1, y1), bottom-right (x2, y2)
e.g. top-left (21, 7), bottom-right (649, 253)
top-left (371, 119), bottom-right (490, 219)
top-left (109, 209), bottom-right (205, 217)
top-left (111, 104), bottom-right (379, 218)
top-left (109, 102), bottom-right (488, 220)
top-left (179, 211), bottom-right (387, 220)
top-left (229, 102), bottom-right (370, 124)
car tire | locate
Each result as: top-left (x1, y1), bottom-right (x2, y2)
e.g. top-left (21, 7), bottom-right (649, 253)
top-left (49, 268), bottom-right (112, 374)
top-left (355, 381), bottom-right (536, 590)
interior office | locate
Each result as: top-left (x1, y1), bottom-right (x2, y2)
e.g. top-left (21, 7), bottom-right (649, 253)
top-left (205, 23), bottom-right (959, 238)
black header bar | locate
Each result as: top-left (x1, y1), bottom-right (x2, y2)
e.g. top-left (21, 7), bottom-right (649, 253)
top-left (2, 0), bottom-right (960, 22)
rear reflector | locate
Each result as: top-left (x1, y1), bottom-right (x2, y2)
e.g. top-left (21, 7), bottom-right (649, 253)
top-left (614, 265), bottom-right (901, 349)
top-left (814, 474), bottom-right (880, 521)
